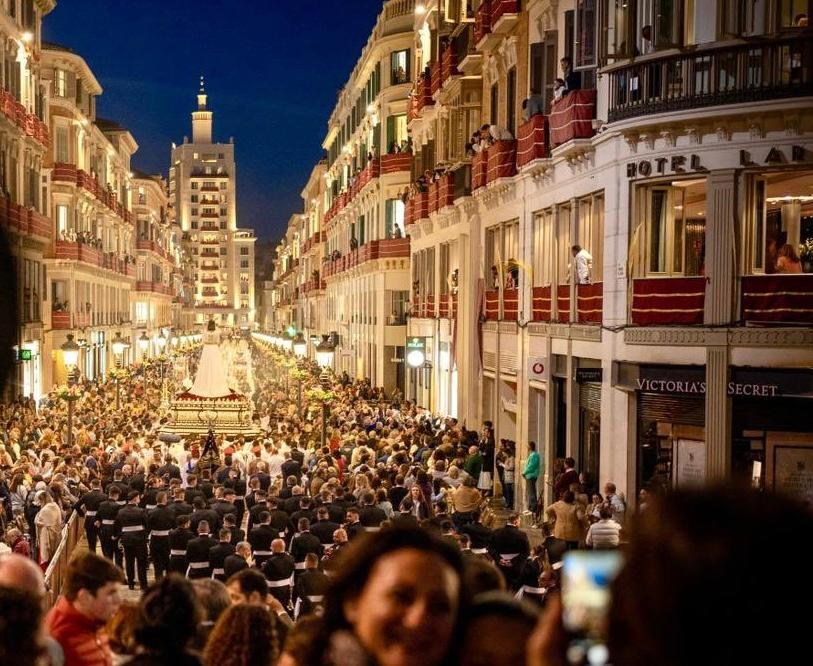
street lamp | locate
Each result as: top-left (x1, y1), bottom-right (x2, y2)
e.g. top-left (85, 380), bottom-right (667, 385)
top-left (110, 331), bottom-right (130, 410)
top-left (293, 332), bottom-right (307, 359)
top-left (281, 331), bottom-right (293, 353)
top-left (61, 334), bottom-right (81, 385)
top-left (156, 330), bottom-right (167, 353)
top-left (138, 331), bottom-right (150, 358)
top-left (315, 335), bottom-right (336, 448)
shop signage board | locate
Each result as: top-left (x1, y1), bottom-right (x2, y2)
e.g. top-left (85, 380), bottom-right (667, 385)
top-left (527, 357), bottom-right (548, 383)
top-left (674, 439), bottom-right (706, 487)
top-left (766, 434), bottom-right (813, 506)
top-left (616, 365), bottom-right (813, 398)
top-left (576, 368), bottom-right (603, 383)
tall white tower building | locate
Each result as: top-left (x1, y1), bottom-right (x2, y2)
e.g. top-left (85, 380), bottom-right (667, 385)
top-left (170, 78), bottom-right (256, 330)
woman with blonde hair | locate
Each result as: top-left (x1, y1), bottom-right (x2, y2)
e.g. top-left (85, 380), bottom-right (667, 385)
top-left (203, 603), bottom-right (281, 666)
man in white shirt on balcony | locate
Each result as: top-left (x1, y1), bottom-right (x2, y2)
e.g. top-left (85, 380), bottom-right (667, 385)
top-left (571, 245), bottom-right (593, 284)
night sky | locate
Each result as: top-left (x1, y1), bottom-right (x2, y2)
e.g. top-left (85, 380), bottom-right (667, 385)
top-left (44, 0), bottom-right (387, 242)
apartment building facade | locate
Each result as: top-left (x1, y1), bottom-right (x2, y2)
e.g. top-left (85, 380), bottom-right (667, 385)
top-left (276, 0), bottom-right (813, 506)
top-left (170, 81), bottom-right (256, 331)
top-left (0, 0), bottom-right (55, 400)
top-left (272, 0), bottom-right (417, 392)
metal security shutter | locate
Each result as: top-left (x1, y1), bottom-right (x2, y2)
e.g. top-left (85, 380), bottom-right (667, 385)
top-left (637, 394), bottom-right (705, 426)
top-left (579, 383), bottom-right (601, 412)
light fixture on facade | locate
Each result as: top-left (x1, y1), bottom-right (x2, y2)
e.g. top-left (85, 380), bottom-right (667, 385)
top-left (138, 331), bottom-right (150, 354)
top-left (21, 31), bottom-right (33, 43)
top-left (415, 2), bottom-right (427, 14)
top-left (111, 331), bottom-right (130, 358)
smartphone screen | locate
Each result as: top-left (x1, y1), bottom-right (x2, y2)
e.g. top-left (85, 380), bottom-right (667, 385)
top-left (561, 550), bottom-right (623, 666)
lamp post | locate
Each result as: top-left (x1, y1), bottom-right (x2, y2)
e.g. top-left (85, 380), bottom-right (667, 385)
top-left (111, 331), bottom-right (130, 411)
top-left (293, 332), bottom-right (306, 359)
top-left (315, 335), bottom-right (336, 449)
top-left (138, 331), bottom-right (150, 393)
top-left (60, 334), bottom-right (81, 448)
top-left (61, 334), bottom-right (81, 386)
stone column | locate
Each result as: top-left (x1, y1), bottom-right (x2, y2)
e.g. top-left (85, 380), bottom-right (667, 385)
top-left (705, 340), bottom-right (731, 480)
top-left (704, 170), bottom-right (737, 325)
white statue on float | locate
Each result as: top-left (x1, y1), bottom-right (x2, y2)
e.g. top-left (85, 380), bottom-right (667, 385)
top-left (161, 320), bottom-right (260, 438)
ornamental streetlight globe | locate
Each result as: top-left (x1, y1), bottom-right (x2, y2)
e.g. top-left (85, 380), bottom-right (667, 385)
top-left (156, 331), bottom-right (167, 351)
top-left (406, 348), bottom-right (426, 368)
top-left (61, 334), bottom-right (80, 368)
top-left (111, 331), bottom-right (130, 358)
top-left (138, 331), bottom-right (150, 354)
top-left (315, 335), bottom-right (335, 369)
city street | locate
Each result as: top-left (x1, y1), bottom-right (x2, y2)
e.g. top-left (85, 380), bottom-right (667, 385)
top-left (0, 1), bottom-right (811, 665)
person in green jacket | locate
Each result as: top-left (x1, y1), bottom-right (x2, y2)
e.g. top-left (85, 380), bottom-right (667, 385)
top-left (523, 441), bottom-right (540, 513)
top-left (463, 445), bottom-right (483, 481)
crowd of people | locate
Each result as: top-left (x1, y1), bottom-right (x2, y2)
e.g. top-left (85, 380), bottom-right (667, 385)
top-left (0, 335), bottom-right (810, 665)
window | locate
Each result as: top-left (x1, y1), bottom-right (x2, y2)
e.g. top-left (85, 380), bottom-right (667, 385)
top-left (191, 182), bottom-right (198, 189)
top-left (191, 194), bottom-right (198, 203)
top-left (532, 208), bottom-right (555, 286)
top-left (55, 126), bottom-right (69, 163)
top-left (576, 193), bottom-right (604, 283)
top-left (218, 153), bottom-right (225, 159)
top-left (240, 247), bottom-right (249, 255)
top-left (220, 182), bottom-right (227, 190)
top-left (385, 199), bottom-right (405, 238)
top-left (576, 0), bottom-right (597, 69)
top-left (490, 83), bottom-right (499, 125)
top-left (54, 69), bottom-right (66, 97)
top-left (56, 204), bottom-right (69, 236)
top-left (778, 0), bottom-right (811, 28)
top-left (220, 208), bottom-right (226, 216)
top-left (191, 208), bottom-right (198, 216)
top-left (634, 180), bottom-right (706, 277)
top-left (220, 221), bottom-right (227, 230)
top-left (241, 260), bottom-right (249, 269)
top-left (390, 49), bottom-right (411, 85)
top-left (135, 301), bottom-right (148, 324)
top-left (745, 170), bottom-right (813, 275)
top-left (386, 114), bottom-right (408, 152)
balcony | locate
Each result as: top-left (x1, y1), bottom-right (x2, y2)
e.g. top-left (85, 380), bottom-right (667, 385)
top-left (484, 289), bottom-right (499, 320)
top-left (407, 191), bottom-right (429, 225)
top-left (607, 37), bottom-right (813, 123)
top-left (472, 150), bottom-right (488, 190)
top-left (430, 60), bottom-right (442, 96)
top-left (408, 73), bottom-right (434, 123)
top-left (503, 288), bottom-right (519, 321)
top-left (0, 198), bottom-right (52, 242)
top-left (136, 281), bottom-right (173, 296)
top-left (741, 275), bottom-right (813, 326)
top-left (550, 90), bottom-right (596, 147)
top-left (631, 277), bottom-right (705, 326)
top-left (556, 285), bottom-right (571, 323)
top-left (532, 285), bottom-right (552, 321)
top-left (350, 158), bottom-right (380, 198)
top-left (576, 283), bottom-right (603, 324)
top-left (136, 239), bottom-right (171, 261)
top-left (0, 89), bottom-right (48, 147)
top-left (441, 42), bottom-right (459, 88)
top-left (52, 162), bottom-right (78, 184)
top-left (381, 152), bottom-right (412, 174)
top-left (55, 240), bottom-right (103, 268)
top-left (457, 24), bottom-right (482, 75)
top-left (474, 1), bottom-right (494, 48)
top-left (487, 140), bottom-right (517, 182)
top-left (491, 0), bottom-right (520, 33)
top-left (516, 114), bottom-right (548, 169)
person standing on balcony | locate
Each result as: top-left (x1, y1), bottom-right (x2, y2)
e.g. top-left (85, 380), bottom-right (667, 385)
top-left (571, 245), bottom-right (593, 284)
top-left (560, 57), bottom-right (581, 94)
top-left (522, 88), bottom-right (546, 121)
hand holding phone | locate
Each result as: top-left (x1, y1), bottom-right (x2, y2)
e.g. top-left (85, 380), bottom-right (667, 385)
top-left (561, 550), bottom-right (622, 666)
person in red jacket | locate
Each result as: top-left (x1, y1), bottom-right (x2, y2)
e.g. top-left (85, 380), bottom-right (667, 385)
top-left (46, 552), bottom-right (124, 666)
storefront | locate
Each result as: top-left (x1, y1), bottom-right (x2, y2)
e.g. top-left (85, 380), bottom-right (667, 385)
top-left (616, 363), bottom-right (813, 496)
top-left (576, 365), bottom-right (602, 495)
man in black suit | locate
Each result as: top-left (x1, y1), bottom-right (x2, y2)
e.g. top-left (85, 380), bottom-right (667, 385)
top-left (281, 452), bottom-right (301, 483)
top-left (560, 56), bottom-right (582, 94)
top-left (190, 496), bottom-right (222, 534)
top-left (262, 538), bottom-right (296, 609)
top-left (388, 475), bottom-right (408, 510)
top-left (294, 552), bottom-right (329, 619)
top-left (248, 511), bottom-right (277, 568)
top-left (223, 513), bottom-right (245, 546)
top-left (290, 518), bottom-right (323, 575)
top-left (147, 490), bottom-right (176, 579)
top-left (168, 514), bottom-right (195, 574)
top-left (74, 479), bottom-right (107, 553)
top-left (186, 520), bottom-right (218, 579)
top-left (223, 540), bottom-right (251, 579)
top-left (310, 507), bottom-right (341, 546)
top-left (116, 491), bottom-right (149, 590)
top-left (489, 513), bottom-right (531, 591)
top-left (358, 492), bottom-right (387, 531)
top-left (209, 527), bottom-right (236, 582)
